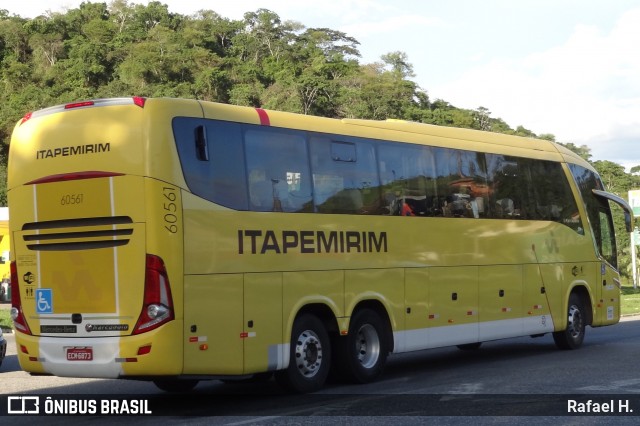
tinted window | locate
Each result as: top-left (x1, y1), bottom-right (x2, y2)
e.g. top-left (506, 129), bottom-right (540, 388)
top-left (173, 117), bottom-right (248, 210)
top-left (173, 117), bottom-right (585, 232)
top-left (570, 164), bottom-right (615, 263)
top-left (378, 143), bottom-right (438, 216)
top-left (310, 137), bottom-right (381, 214)
top-left (245, 128), bottom-right (312, 213)
top-left (486, 154), bottom-right (531, 219)
top-left (435, 148), bottom-right (488, 218)
top-left (527, 160), bottom-right (582, 232)
top-left (569, 163), bottom-right (604, 231)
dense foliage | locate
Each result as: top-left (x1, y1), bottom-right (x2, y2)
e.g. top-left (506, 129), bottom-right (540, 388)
top-left (1, 2), bottom-right (639, 277)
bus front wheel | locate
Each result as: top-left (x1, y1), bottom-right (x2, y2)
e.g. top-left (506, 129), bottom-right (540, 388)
top-left (553, 292), bottom-right (586, 350)
top-left (275, 314), bottom-right (331, 393)
top-left (338, 309), bottom-right (388, 384)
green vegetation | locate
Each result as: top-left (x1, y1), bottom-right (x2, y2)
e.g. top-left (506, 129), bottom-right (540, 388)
top-left (621, 286), bottom-right (640, 316)
top-left (0, 307), bottom-right (10, 330)
top-left (1, 2), bottom-right (640, 281)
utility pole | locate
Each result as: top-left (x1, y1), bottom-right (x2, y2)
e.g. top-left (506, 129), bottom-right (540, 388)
top-left (633, 227), bottom-right (638, 288)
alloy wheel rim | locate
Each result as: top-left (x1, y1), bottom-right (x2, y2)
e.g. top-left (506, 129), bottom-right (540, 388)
top-left (294, 329), bottom-right (323, 378)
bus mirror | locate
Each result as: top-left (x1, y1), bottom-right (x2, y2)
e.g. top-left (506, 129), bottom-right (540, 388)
top-left (592, 189), bottom-right (634, 233)
top-left (624, 210), bottom-right (633, 233)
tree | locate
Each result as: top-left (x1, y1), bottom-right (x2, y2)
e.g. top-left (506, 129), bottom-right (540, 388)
top-left (237, 9), bottom-right (301, 64)
top-left (559, 142), bottom-right (592, 162)
top-left (0, 3), bottom-right (634, 215)
top-left (381, 51), bottom-right (414, 78)
top-left (473, 106), bottom-right (491, 131)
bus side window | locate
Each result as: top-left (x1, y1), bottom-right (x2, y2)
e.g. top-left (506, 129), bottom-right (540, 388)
top-left (528, 160), bottom-right (582, 232)
top-left (436, 148), bottom-right (487, 218)
top-left (378, 143), bottom-right (437, 217)
top-left (310, 138), bottom-right (381, 215)
top-left (245, 128), bottom-right (312, 213)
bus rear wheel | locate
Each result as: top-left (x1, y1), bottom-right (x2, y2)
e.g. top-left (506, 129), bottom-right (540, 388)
top-left (553, 292), bottom-right (586, 350)
top-left (275, 314), bottom-right (331, 393)
top-left (337, 309), bottom-right (388, 384)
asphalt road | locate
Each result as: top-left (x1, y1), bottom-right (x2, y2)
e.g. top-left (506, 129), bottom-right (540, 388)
top-left (1, 310), bottom-right (640, 425)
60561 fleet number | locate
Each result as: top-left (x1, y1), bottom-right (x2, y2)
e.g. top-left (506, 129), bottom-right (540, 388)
top-left (163, 187), bottom-right (179, 233)
top-left (61, 194), bottom-right (83, 206)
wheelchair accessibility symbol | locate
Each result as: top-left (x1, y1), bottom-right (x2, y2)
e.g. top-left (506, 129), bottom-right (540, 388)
top-left (36, 289), bottom-right (53, 314)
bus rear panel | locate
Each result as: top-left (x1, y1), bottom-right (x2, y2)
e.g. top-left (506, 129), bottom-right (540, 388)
top-left (9, 98), bottom-right (186, 378)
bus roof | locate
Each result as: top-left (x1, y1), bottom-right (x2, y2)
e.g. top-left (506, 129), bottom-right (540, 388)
top-left (14, 97), bottom-right (593, 172)
top-left (204, 100), bottom-right (592, 170)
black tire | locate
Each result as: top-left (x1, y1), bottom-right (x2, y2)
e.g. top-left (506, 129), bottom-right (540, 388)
top-left (337, 309), bottom-right (388, 384)
top-left (275, 314), bottom-right (331, 393)
top-left (153, 379), bottom-right (199, 392)
top-left (457, 342), bottom-right (482, 351)
top-left (553, 292), bottom-right (586, 350)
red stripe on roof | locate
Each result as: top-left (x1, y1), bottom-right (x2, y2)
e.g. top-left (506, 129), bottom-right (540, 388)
top-left (256, 108), bottom-right (270, 126)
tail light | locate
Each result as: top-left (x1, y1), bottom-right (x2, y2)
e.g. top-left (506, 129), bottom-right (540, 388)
top-left (10, 261), bottom-right (32, 335)
top-left (133, 255), bottom-right (174, 334)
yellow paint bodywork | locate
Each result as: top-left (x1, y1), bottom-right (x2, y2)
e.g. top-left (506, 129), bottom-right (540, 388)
top-left (7, 97), bottom-right (620, 380)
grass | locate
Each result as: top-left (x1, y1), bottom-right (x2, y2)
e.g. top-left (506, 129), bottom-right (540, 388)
top-left (0, 306), bottom-right (11, 331)
top-left (621, 285), bottom-right (640, 316)
top-left (0, 285), bottom-right (638, 332)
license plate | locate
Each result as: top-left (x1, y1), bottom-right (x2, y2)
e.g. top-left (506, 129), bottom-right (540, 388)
top-left (66, 347), bottom-right (93, 361)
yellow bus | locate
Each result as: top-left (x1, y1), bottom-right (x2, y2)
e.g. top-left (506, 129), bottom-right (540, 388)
top-left (8, 97), bottom-right (633, 393)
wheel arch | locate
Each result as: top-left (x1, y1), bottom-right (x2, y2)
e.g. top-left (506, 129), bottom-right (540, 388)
top-left (553, 284), bottom-right (591, 350)
top-left (568, 283), bottom-right (593, 327)
top-left (292, 303), bottom-right (340, 337)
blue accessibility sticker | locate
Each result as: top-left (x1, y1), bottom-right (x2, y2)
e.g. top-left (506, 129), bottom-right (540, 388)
top-left (36, 289), bottom-right (53, 314)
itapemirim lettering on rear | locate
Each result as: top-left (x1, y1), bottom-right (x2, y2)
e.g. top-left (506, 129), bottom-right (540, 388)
top-left (36, 143), bottom-right (110, 159)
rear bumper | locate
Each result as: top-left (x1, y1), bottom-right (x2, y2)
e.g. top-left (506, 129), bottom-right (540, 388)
top-left (15, 321), bottom-right (183, 378)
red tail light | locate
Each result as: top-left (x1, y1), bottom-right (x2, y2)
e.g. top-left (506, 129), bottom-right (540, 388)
top-left (133, 255), bottom-right (174, 335)
top-left (10, 261), bottom-right (32, 335)
top-left (133, 96), bottom-right (146, 107)
top-left (20, 112), bottom-right (32, 124)
top-left (64, 101), bottom-right (95, 109)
